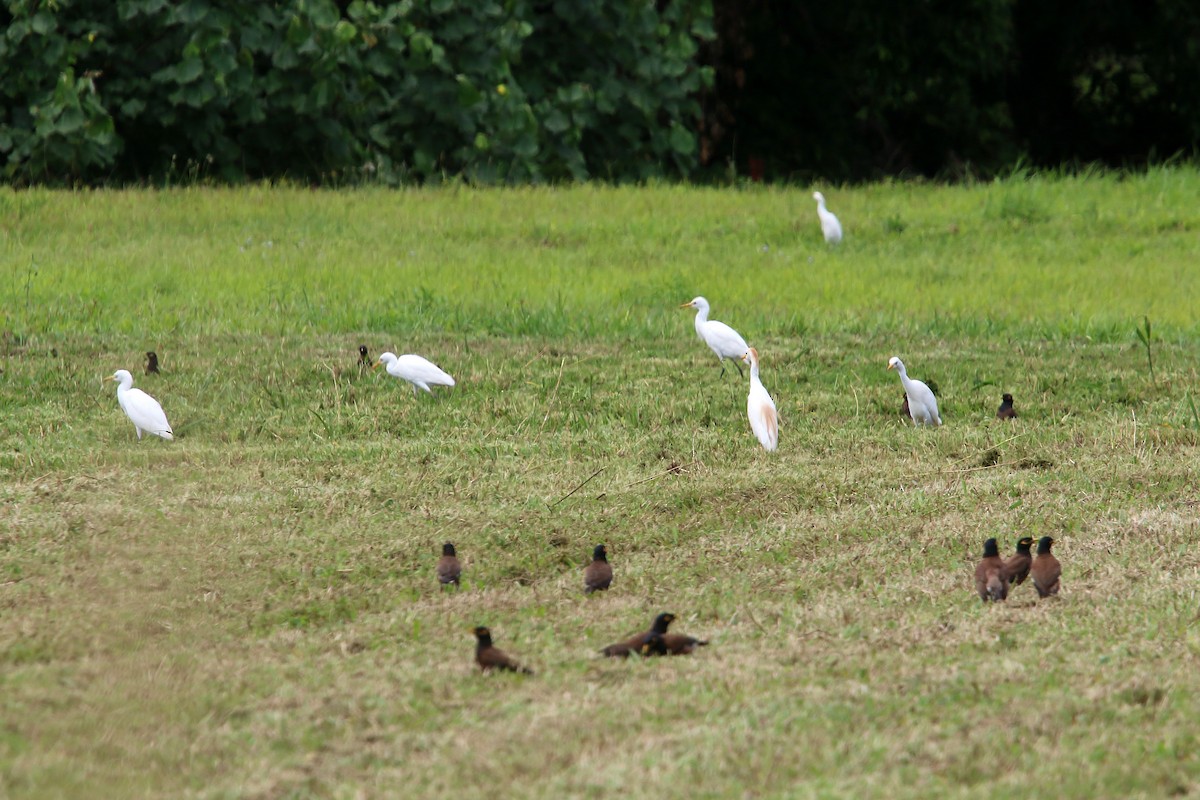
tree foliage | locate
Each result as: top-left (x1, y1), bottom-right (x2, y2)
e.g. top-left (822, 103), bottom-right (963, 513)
top-left (0, 0), bottom-right (714, 184)
top-left (3, 0), bottom-right (1199, 185)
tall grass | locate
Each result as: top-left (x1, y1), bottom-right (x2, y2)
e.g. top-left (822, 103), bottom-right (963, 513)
top-left (3, 167), bottom-right (1199, 344)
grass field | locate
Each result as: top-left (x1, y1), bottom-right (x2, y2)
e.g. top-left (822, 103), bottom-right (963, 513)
top-left (2, 170), bottom-right (1200, 798)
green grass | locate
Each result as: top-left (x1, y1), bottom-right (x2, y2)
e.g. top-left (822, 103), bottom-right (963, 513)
top-left (3, 170), bottom-right (1200, 798)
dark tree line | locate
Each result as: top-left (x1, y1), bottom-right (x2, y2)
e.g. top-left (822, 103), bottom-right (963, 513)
top-left (700, 0), bottom-right (1200, 181)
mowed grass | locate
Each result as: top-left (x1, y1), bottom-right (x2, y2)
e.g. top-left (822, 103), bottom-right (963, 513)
top-left (2, 172), bottom-right (1200, 798)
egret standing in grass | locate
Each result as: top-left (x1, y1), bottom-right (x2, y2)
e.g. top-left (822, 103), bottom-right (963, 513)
top-left (105, 369), bottom-right (173, 440)
top-left (374, 351), bottom-right (456, 396)
top-left (681, 296), bottom-right (750, 378)
top-left (742, 348), bottom-right (779, 451)
top-left (813, 191), bottom-right (843, 244)
top-left (888, 356), bottom-right (941, 426)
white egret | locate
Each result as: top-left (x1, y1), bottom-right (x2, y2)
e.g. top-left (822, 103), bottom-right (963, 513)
top-left (813, 191), bottom-right (843, 244)
top-left (374, 351), bottom-right (455, 395)
top-left (105, 369), bottom-right (173, 440)
top-left (887, 356), bottom-right (941, 426)
top-left (681, 296), bottom-right (750, 378)
top-left (741, 348), bottom-right (779, 451)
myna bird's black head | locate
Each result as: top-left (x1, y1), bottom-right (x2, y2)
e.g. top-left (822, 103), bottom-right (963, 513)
top-left (1002, 393), bottom-right (1014, 403)
top-left (1037, 536), bottom-right (1054, 554)
top-left (983, 538), bottom-right (1000, 558)
top-left (443, 542), bottom-right (456, 556)
top-left (592, 544), bottom-right (607, 562)
top-left (358, 344), bottom-right (369, 360)
top-left (1016, 536), bottom-right (1034, 553)
top-left (473, 626), bottom-right (492, 645)
top-left (650, 613), bottom-right (676, 634)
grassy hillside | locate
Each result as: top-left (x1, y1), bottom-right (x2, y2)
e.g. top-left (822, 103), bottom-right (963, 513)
top-left (2, 171), bottom-right (1199, 798)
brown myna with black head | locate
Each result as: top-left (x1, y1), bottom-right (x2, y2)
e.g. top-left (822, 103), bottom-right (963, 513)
top-left (473, 626), bottom-right (533, 674)
top-left (145, 351), bottom-right (160, 375)
top-left (997, 393), bottom-right (1017, 420)
top-left (640, 632), bottom-right (668, 656)
top-left (600, 632), bottom-right (668, 659)
top-left (1031, 536), bottom-right (1061, 598)
top-left (600, 612), bottom-right (676, 657)
top-left (584, 544), bottom-right (612, 594)
top-left (900, 394), bottom-right (910, 418)
top-left (660, 630), bottom-right (709, 656)
top-left (975, 537), bottom-right (1008, 602)
top-left (437, 542), bottom-right (461, 588)
top-left (358, 344), bottom-right (371, 367)
top-left (1005, 536), bottom-right (1034, 586)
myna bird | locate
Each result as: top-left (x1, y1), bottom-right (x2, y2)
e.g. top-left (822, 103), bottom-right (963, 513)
top-left (473, 626), bottom-right (533, 674)
top-left (1031, 536), bottom-right (1061, 598)
top-left (660, 630), bottom-right (709, 656)
top-left (358, 344), bottom-right (371, 368)
top-left (900, 394), bottom-right (910, 418)
top-left (1004, 536), bottom-right (1034, 586)
top-left (600, 612), bottom-right (676, 657)
top-left (640, 633), bottom-right (668, 656)
top-left (600, 632), bottom-right (668, 659)
top-left (584, 544), bottom-right (613, 594)
top-left (144, 351), bottom-right (160, 375)
top-left (975, 538), bottom-right (1008, 602)
top-left (437, 542), bottom-right (461, 588)
top-left (997, 393), bottom-right (1017, 420)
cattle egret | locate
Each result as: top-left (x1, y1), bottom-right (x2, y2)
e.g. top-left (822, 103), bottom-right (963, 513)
top-left (741, 348), bottom-right (779, 451)
top-left (681, 296), bottom-right (750, 378)
top-left (374, 351), bottom-right (455, 395)
top-left (813, 191), bottom-right (843, 244)
top-left (888, 356), bottom-right (941, 426)
top-left (105, 369), bottom-right (173, 440)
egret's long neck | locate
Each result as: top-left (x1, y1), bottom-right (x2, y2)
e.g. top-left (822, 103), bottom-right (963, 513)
top-left (894, 364), bottom-right (910, 385)
top-left (116, 377), bottom-right (133, 392)
top-left (749, 359), bottom-right (760, 382)
top-left (693, 305), bottom-right (709, 326)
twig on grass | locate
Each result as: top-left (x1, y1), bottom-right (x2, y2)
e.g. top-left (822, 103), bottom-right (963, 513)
top-left (939, 460), bottom-right (1023, 475)
top-left (945, 431), bottom-right (1032, 467)
top-left (539, 357), bottom-right (567, 431)
top-left (619, 460), bottom-right (697, 490)
top-left (551, 466), bottom-right (605, 508)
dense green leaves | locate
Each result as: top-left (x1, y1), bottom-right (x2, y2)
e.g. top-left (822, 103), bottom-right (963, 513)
top-left (0, 0), bottom-right (712, 184)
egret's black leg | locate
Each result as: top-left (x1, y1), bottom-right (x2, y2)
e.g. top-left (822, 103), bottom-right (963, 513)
top-left (733, 359), bottom-right (744, 378)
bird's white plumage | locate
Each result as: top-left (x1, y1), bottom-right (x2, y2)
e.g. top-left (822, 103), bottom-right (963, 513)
top-left (375, 351), bottom-right (455, 395)
top-left (813, 191), bottom-right (843, 244)
top-left (888, 356), bottom-right (941, 426)
top-left (742, 348), bottom-right (779, 451)
top-left (107, 369), bottom-right (173, 440)
top-left (681, 296), bottom-right (750, 376)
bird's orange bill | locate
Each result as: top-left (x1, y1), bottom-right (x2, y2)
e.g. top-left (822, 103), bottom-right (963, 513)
top-left (679, 301), bottom-right (694, 308)
top-left (372, 360), bottom-right (382, 370)
top-left (103, 375), bottom-right (116, 382)
top-left (886, 362), bottom-right (895, 370)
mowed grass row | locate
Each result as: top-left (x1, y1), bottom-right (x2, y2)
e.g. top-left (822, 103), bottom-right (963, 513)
top-left (1, 176), bottom-right (1200, 798)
